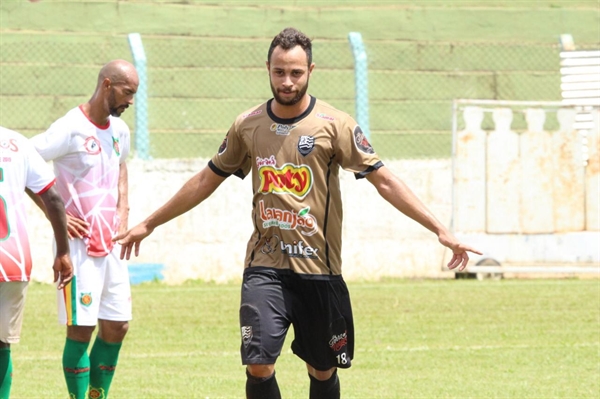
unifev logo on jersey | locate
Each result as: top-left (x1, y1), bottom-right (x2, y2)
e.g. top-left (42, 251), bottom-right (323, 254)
top-left (112, 137), bottom-right (120, 156)
top-left (259, 163), bottom-right (313, 199)
top-left (259, 200), bottom-right (318, 236)
top-left (297, 136), bottom-right (315, 156)
top-left (83, 137), bottom-right (101, 155)
top-left (280, 239), bottom-right (319, 259)
top-left (353, 125), bottom-right (375, 154)
top-left (270, 123), bottom-right (297, 136)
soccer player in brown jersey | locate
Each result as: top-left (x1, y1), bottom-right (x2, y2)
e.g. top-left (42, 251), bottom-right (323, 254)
top-left (114, 27), bottom-right (481, 399)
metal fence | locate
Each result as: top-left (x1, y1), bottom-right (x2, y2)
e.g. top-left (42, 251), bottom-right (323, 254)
top-left (1, 33), bottom-right (592, 159)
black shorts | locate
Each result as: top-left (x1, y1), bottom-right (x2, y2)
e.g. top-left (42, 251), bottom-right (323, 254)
top-left (239, 267), bottom-right (354, 371)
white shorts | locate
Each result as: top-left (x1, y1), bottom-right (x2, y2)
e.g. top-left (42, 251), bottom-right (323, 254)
top-left (0, 281), bottom-right (29, 344)
top-left (57, 239), bottom-right (132, 326)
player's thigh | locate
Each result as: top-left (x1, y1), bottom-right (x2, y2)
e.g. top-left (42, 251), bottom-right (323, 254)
top-left (0, 281), bottom-right (29, 344)
top-left (240, 268), bottom-right (291, 364)
top-left (98, 245), bottom-right (131, 322)
top-left (57, 239), bottom-right (104, 326)
top-left (290, 277), bottom-right (354, 371)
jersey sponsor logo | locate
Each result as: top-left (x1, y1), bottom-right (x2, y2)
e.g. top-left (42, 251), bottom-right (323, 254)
top-left (0, 139), bottom-right (18, 152)
top-left (243, 109), bottom-right (262, 119)
top-left (316, 112), bottom-right (335, 121)
top-left (259, 163), bottom-right (313, 199)
top-left (353, 125), bottom-right (375, 154)
top-left (83, 137), bottom-right (101, 155)
top-left (256, 155), bottom-right (276, 168)
top-left (112, 137), bottom-right (120, 156)
top-left (218, 135), bottom-right (228, 155)
top-left (260, 234), bottom-right (280, 255)
top-left (259, 200), bottom-right (318, 236)
top-left (329, 331), bottom-right (348, 352)
top-left (270, 123), bottom-right (297, 136)
top-left (241, 326), bottom-right (253, 348)
top-left (280, 239), bottom-right (319, 259)
top-left (297, 136), bottom-right (315, 156)
top-left (80, 293), bottom-right (93, 307)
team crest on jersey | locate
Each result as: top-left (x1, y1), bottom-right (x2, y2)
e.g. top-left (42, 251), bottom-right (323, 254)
top-left (353, 125), bottom-right (375, 154)
top-left (241, 326), bottom-right (253, 348)
top-left (270, 123), bottom-right (296, 136)
top-left (297, 136), bottom-right (315, 156)
top-left (84, 137), bottom-right (101, 155)
top-left (80, 293), bottom-right (92, 307)
top-left (112, 137), bottom-right (120, 156)
top-left (88, 387), bottom-right (106, 399)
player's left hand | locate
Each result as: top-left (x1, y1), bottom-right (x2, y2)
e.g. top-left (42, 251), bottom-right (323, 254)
top-left (438, 231), bottom-right (482, 271)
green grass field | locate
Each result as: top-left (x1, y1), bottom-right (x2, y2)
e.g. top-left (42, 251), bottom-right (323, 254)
top-left (10, 278), bottom-right (600, 398)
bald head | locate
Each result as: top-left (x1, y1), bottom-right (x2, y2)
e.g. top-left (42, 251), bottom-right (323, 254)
top-left (97, 59), bottom-right (138, 88)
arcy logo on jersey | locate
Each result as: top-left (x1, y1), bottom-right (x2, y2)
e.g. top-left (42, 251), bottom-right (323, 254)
top-left (280, 239), bottom-right (319, 259)
top-left (84, 137), bottom-right (101, 155)
top-left (270, 123), bottom-right (297, 136)
top-left (259, 164), bottom-right (313, 199)
top-left (259, 200), bottom-right (318, 236)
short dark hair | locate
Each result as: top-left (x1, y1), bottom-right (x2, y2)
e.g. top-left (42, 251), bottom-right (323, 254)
top-left (267, 27), bottom-right (312, 66)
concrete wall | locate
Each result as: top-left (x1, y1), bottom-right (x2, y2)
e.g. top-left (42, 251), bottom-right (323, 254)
top-left (27, 158), bottom-right (454, 284)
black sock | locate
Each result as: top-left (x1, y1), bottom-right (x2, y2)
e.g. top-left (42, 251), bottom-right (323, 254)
top-left (246, 369), bottom-right (281, 399)
top-left (309, 369), bottom-right (340, 399)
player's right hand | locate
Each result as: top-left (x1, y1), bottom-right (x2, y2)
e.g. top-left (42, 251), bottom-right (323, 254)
top-left (66, 214), bottom-right (89, 239)
top-left (112, 223), bottom-right (154, 260)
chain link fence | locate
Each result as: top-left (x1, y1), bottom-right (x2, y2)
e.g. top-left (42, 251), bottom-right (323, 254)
top-left (1, 33), bottom-right (592, 159)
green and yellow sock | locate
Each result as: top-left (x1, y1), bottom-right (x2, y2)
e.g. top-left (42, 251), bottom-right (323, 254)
top-left (0, 348), bottom-right (12, 399)
top-left (88, 337), bottom-right (122, 399)
top-left (62, 338), bottom-right (90, 399)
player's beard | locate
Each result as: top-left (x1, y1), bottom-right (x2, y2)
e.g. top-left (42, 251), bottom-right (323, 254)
top-left (270, 77), bottom-right (309, 107)
top-left (108, 88), bottom-right (128, 117)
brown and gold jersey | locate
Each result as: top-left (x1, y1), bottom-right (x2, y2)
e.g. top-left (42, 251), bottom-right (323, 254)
top-left (209, 96), bottom-right (383, 278)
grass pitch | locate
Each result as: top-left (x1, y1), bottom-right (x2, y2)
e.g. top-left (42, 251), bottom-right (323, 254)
top-left (10, 278), bottom-right (600, 398)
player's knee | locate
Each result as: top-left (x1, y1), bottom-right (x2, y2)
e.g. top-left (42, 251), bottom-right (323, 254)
top-left (247, 364), bottom-right (275, 378)
top-left (307, 365), bottom-right (336, 381)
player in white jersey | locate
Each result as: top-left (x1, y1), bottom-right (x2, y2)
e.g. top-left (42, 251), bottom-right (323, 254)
top-left (30, 59), bottom-right (138, 399)
top-left (0, 127), bottom-right (73, 399)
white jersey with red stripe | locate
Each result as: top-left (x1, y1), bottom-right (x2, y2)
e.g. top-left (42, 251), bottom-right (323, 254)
top-left (0, 127), bottom-right (56, 282)
top-left (31, 106), bottom-right (130, 257)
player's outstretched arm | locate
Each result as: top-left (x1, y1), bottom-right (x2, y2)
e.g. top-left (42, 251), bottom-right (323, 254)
top-left (114, 166), bottom-right (227, 260)
top-left (366, 166), bottom-right (481, 271)
top-left (39, 186), bottom-right (74, 289)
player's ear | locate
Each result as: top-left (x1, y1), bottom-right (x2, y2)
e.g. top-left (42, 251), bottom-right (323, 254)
top-left (102, 77), bottom-right (111, 90)
top-left (308, 63), bottom-right (315, 74)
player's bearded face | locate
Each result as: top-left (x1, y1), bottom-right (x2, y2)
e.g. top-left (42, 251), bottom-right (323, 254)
top-left (108, 86), bottom-right (129, 117)
top-left (270, 74), bottom-right (309, 106)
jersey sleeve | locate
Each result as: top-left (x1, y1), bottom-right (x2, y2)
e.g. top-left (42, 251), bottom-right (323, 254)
top-left (30, 118), bottom-right (72, 162)
top-left (335, 118), bottom-right (383, 179)
top-left (23, 138), bottom-right (56, 194)
top-left (209, 120), bottom-right (251, 179)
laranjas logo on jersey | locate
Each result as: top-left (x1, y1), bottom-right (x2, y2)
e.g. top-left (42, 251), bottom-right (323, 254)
top-left (259, 163), bottom-right (313, 199)
top-left (259, 200), bottom-right (318, 236)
